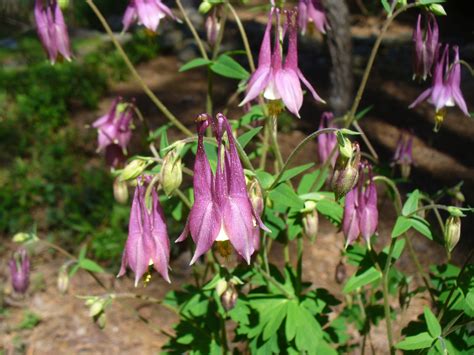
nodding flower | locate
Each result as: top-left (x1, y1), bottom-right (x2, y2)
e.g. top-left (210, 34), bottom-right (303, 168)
top-left (176, 113), bottom-right (269, 264)
top-left (34, 0), bottom-right (72, 64)
top-left (118, 176), bottom-right (171, 285)
top-left (392, 133), bottom-right (414, 179)
top-left (412, 13), bottom-right (439, 81)
top-left (239, 8), bottom-right (324, 118)
top-left (409, 45), bottom-right (469, 131)
top-left (9, 249), bottom-right (30, 294)
top-left (317, 112), bottom-right (338, 167)
top-left (92, 98), bottom-right (134, 166)
top-left (343, 163), bottom-right (378, 249)
top-left (298, 0), bottom-right (329, 35)
top-left (123, 0), bottom-right (177, 33)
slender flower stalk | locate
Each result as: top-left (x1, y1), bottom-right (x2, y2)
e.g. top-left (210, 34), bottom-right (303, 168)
top-left (34, 0), bottom-right (72, 63)
top-left (9, 249), bottom-right (30, 294)
top-left (123, 0), bottom-right (177, 32)
top-left (176, 113), bottom-right (269, 264)
top-left (239, 8), bottom-right (324, 117)
top-left (118, 176), bottom-right (171, 285)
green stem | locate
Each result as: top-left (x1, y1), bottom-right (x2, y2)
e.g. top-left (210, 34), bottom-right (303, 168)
top-left (207, 68), bottom-right (213, 115)
top-left (86, 0), bottom-right (192, 137)
top-left (296, 237), bottom-right (303, 295)
top-left (352, 120), bottom-right (379, 162)
top-left (226, 2), bottom-right (255, 72)
top-left (175, 0), bottom-right (209, 60)
top-left (259, 122), bottom-right (270, 170)
top-left (254, 264), bottom-right (294, 299)
top-left (175, 188), bottom-right (192, 209)
top-left (268, 128), bottom-right (338, 190)
top-left (269, 115), bottom-right (284, 170)
top-left (382, 239), bottom-right (396, 355)
top-left (345, 3), bottom-right (418, 126)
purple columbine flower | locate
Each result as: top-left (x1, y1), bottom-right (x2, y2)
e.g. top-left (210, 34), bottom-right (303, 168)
top-left (298, 0), bottom-right (329, 35)
top-left (343, 164), bottom-right (378, 248)
top-left (392, 133), bottom-right (414, 179)
top-left (93, 98), bottom-right (134, 158)
top-left (9, 249), bottom-right (30, 294)
top-left (317, 112), bottom-right (338, 167)
top-left (409, 45), bottom-right (469, 131)
top-left (118, 176), bottom-right (171, 285)
top-left (413, 13), bottom-right (439, 81)
top-left (176, 113), bottom-right (269, 264)
top-left (239, 9), bottom-right (324, 118)
top-left (34, 0), bottom-right (72, 64)
top-left (123, 0), bottom-right (176, 32)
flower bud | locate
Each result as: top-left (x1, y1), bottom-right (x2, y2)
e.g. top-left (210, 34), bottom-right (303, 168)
top-left (57, 266), bottom-right (69, 294)
top-left (9, 249), bottom-right (30, 294)
top-left (160, 150), bottom-right (183, 197)
top-left (198, 1), bottom-right (212, 14)
top-left (335, 261), bottom-right (346, 285)
top-left (58, 0), bottom-right (69, 10)
top-left (221, 284), bottom-right (238, 311)
top-left (444, 216), bottom-right (461, 253)
top-left (330, 143), bottom-right (360, 200)
top-left (247, 178), bottom-right (264, 217)
top-left (113, 177), bottom-right (129, 204)
top-left (336, 132), bottom-right (353, 160)
top-left (120, 159), bottom-right (148, 181)
top-left (206, 8), bottom-right (220, 47)
top-left (302, 201), bottom-right (318, 242)
top-left (216, 279), bottom-right (228, 297)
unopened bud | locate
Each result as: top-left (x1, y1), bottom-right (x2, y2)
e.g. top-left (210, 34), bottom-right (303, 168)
top-left (302, 202), bottom-right (318, 242)
top-left (221, 284), bottom-right (238, 311)
top-left (330, 143), bottom-right (360, 200)
top-left (248, 178), bottom-right (264, 216)
top-left (58, 0), bottom-right (69, 10)
top-left (9, 249), bottom-right (30, 294)
top-left (198, 1), bottom-right (212, 14)
top-left (12, 231), bottom-right (38, 244)
top-left (120, 159), bottom-right (148, 181)
top-left (160, 151), bottom-right (182, 196)
top-left (57, 266), bottom-right (69, 294)
top-left (444, 216), bottom-right (461, 253)
top-left (336, 132), bottom-right (353, 160)
top-left (216, 279), bottom-right (228, 297)
top-left (428, 4), bottom-right (446, 16)
top-left (206, 8), bottom-right (220, 46)
top-left (335, 261), bottom-right (346, 285)
top-left (113, 177), bottom-right (129, 204)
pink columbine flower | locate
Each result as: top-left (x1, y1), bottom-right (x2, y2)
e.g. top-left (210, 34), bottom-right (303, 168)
top-left (409, 45), bottom-right (469, 131)
top-left (93, 98), bottom-right (134, 158)
top-left (9, 249), bottom-right (30, 294)
top-left (412, 13), bottom-right (439, 81)
top-left (118, 176), bottom-right (171, 285)
top-left (239, 9), bottom-right (324, 118)
top-left (392, 133), bottom-right (414, 179)
top-left (343, 164), bottom-right (378, 248)
top-left (317, 112), bottom-right (338, 167)
top-left (176, 113), bottom-right (269, 264)
top-left (298, 0), bottom-right (329, 35)
top-left (123, 0), bottom-right (176, 32)
top-left (34, 0), bottom-right (72, 64)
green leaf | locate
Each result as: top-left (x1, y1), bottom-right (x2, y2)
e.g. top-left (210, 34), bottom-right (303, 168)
top-left (355, 105), bottom-right (373, 121)
top-left (402, 190), bottom-right (420, 216)
top-left (424, 306), bottom-right (441, 338)
top-left (78, 246), bottom-right (87, 261)
top-left (263, 301), bottom-right (288, 340)
top-left (410, 216), bottom-right (433, 240)
top-left (179, 58), bottom-right (212, 72)
top-left (395, 332), bottom-right (434, 350)
top-left (392, 216), bottom-right (412, 238)
top-left (279, 163), bottom-right (315, 185)
top-left (269, 184), bottom-right (304, 210)
top-left (255, 170), bottom-right (274, 190)
top-left (343, 267), bottom-right (382, 293)
top-left (237, 127), bottom-right (262, 149)
top-left (381, 0), bottom-right (392, 14)
top-left (211, 55), bottom-right (249, 80)
top-left (316, 199), bottom-right (343, 224)
top-left (285, 301), bottom-right (299, 341)
top-left (419, 0), bottom-right (445, 5)
top-left (79, 259), bottom-right (104, 273)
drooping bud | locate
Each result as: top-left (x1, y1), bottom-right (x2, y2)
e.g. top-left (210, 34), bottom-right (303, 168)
top-left (120, 159), bottom-right (148, 181)
top-left (247, 178), bottom-right (264, 217)
top-left (221, 284), bottom-right (238, 311)
top-left (57, 265), bottom-right (70, 294)
top-left (330, 142), bottom-right (360, 200)
top-left (9, 249), bottom-right (30, 294)
top-left (335, 261), bottom-right (347, 284)
top-left (113, 177), bottom-right (129, 204)
top-left (198, 0), bottom-right (212, 14)
top-left (302, 201), bottom-right (319, 242)
top-left (392, 133), bottom-right (414, 179)
top-left (444, 215), bottom-right (461, 253)
top-left (205, 7), bottom-right (220, 47)
top-left (160, 149), bottom-right (183, 197)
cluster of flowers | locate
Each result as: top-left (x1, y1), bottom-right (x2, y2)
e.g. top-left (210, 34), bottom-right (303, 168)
top-left (410, 13), bottom-right (469, 131)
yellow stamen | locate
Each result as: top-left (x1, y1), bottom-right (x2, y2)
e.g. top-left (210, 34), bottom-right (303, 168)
top-left (434, 108), bottom-right (446, 132)
top-left (216, 240), bottom-right (233, 258)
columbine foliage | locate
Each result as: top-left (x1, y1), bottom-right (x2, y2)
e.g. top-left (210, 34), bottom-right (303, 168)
top-left (8, 0), bottom-right (474, 354)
